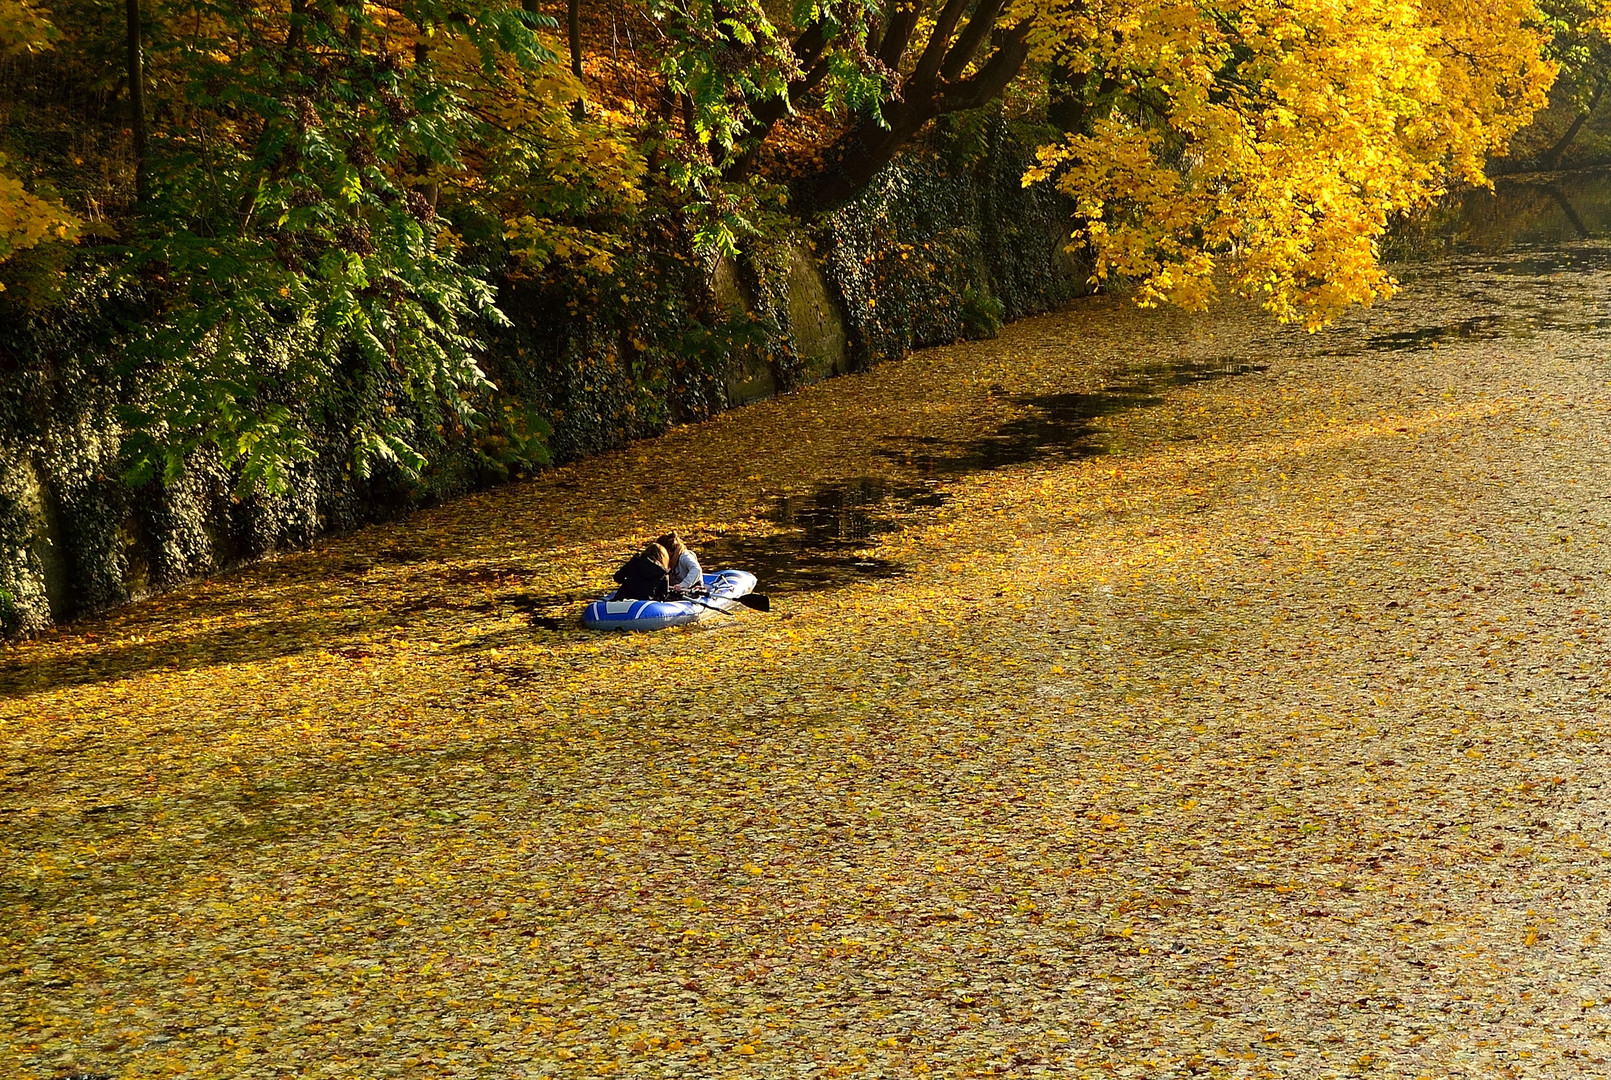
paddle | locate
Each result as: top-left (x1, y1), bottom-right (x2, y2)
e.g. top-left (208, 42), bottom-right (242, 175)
top-left (682, 591), bottom-right (770, 614)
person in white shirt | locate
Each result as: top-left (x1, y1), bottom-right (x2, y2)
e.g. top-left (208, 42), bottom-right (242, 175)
top-left (657, 531), bottom-right (705, 595)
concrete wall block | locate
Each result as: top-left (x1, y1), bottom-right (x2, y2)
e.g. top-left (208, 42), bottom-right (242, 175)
top-left (785, 244), bottom-right (849, 384)
top-left (712, 255), bottom-right (778, 406)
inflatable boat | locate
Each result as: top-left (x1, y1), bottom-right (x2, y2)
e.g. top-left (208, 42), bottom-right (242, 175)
top-left (582, 570), bottom-right (758, 631)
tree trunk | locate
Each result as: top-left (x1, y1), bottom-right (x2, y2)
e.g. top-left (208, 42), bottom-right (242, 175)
top-left (523, 0), bottom-right (585, 116)
top-left (793, 22), bottom-right (1031, 214)
top-left (126, 0), bottom-right (148, 205)
top-left (414, 38), bottom-right (438, 209)
top-left (720, 21), bottom-right (833, 179)
top-left (1047, 65), bottom-right (1091, 134)
top-left (568, 0), bottom-right (585, 118)
top-left (801, 110), bottom-right (930, 211)
top-left (1541, 78), bottom-right (1605, 172)
top-left (569, 0), bottom-right (583, 82)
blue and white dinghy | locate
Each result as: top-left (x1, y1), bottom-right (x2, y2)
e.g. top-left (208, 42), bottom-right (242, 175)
top-left (582, 570), bottom-right (758, 631)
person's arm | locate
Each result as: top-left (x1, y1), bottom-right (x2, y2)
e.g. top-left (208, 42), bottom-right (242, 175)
top-left (675, 551), bottom-right (704, 590)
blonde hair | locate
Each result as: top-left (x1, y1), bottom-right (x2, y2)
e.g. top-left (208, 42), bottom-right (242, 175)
top-left (656, 531), bottom-right (686, 565)
top-left (642, 542), bottom-right (669, 569)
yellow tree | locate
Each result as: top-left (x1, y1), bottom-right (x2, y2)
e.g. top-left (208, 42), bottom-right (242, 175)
top-left (0, 0), bottom-right (78, 283)
top-left (629, 0), bottom-right (1552, 320)
top-left (1024, 0), bottom-right (1556, 326)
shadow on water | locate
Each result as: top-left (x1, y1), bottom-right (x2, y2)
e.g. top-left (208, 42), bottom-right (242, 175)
top-left (697, 478), bottom-right (937, 595)
top-left (700, 358), bottom-right (1267, 593)
top-left (886, 358), bottom-right (1266, 477)
top-left (1364, 314), bottom-right (1507, 353)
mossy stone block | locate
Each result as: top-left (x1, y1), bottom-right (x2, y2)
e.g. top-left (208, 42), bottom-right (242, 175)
top-left (785, 244), bottom-right (848, 384)
top-left (713, 255), bottom-right (778, 406)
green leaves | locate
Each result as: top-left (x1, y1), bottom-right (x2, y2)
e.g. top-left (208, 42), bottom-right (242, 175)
top-left (108, 0), bottom-right (562, 497)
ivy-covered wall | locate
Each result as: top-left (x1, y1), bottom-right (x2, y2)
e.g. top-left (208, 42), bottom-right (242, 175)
top-left (0, 122), bottom-right (1084, 637)
top-left (819, 118), bottom-right (1086, 368)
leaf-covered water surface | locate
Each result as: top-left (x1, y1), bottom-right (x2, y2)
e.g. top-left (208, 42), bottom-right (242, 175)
top-left (5, 248), bottom-right (1611, 1077)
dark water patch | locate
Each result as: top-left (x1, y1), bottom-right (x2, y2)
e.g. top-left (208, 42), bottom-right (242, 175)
top-left (469, 656), bottom-right (547, 686)
top-left (697, 477), bottom-right (931, 594)
top-left (1365, 314), bottom-right (1506, 352)
top-left (1545, 315), bottom-right (1611, 334)
top-left (434, 565), bottom-right (534, 589)
top-left (886, 358), bottom-right (1267, 476)
top-left (374, 546), bottom-right (434, 564)
top-left (381, 585), bottom-right (584, 625)
top-left (1456, 248), bottom-right (1611, 278)
top-left (1153, 359), bottom-right (1272, 386)
top-left (505, 591), bottom-right (591, 630)
top-left (696, 359), bottom-right (1267, 595)
top-left (773, 477), bottom-right (949, 538)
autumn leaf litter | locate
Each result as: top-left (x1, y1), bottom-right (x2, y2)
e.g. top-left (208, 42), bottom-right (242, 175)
top-left (4, 252), bottom-right (1611, 1077)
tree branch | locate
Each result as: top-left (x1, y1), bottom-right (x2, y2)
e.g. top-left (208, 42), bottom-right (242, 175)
top-left (909, 0), bottom-right (972, 94)
top-left (939, 0), bottom-right (1008, 83)
top-left (937, 21), bottom-right (1030, 113)
top-left (126, 0), bottom-right (149, 205)
top-left (875, 5), bottom-right (919, 71)
top-left (796, 19), bottom-right (1033, 213)
top-left (719, 21), bottom-right (835, 177)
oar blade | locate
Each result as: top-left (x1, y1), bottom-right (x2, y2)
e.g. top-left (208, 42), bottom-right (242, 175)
top-left (739, 593), bottom-right (770, 612)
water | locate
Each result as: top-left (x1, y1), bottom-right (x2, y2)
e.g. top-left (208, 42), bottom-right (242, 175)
top-left (704, 167), bottom-right (1611, 596)
top-left (884, 359), bottom-right (1268, 478)
top-left (1387, 168), bottom-right (1611, 259)
top-left (1385, 169), bottom-right (1611, 262)
top-left (695, 479), bottom-right (928, 595)
top-left (701, 359), bottom-right (1269, 593)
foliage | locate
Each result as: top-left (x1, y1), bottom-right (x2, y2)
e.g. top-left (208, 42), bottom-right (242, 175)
top-left (0, 152), bottom-right (79, 275)
top-left (102, 1), bottom-right (570, 495)
top-left (1506, 0), bottom-right (1611, 168)
top-left (960, 285), bottom-right (1006, 338)
top-left (820, 124), bottom-right (1080, 367)
top-left (592, 0), bottom-right (1562, 318)
top-left (1540, 0), bottom-right (1611, 105)
top-left (0, 0), bottom-right (54, 55)
top-left (0, 2), bottom-right (80, 279)
top-left (0, 0), bottom-right (653, 501)
top-left (1025, 0), bottom-right (1557, 328)
top-left (466, 46), bottom-right (648, 275)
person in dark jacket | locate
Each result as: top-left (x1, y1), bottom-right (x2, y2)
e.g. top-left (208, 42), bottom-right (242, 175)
top-left (612, 542), bottom-right (671, 601)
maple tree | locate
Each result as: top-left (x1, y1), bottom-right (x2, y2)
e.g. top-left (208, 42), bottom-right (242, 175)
top-left (1024, 0), bottom-right (1557, 327)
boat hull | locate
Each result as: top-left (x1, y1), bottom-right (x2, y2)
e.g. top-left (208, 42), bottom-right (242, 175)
top-left (582, 570), bottom-right (757, 631)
